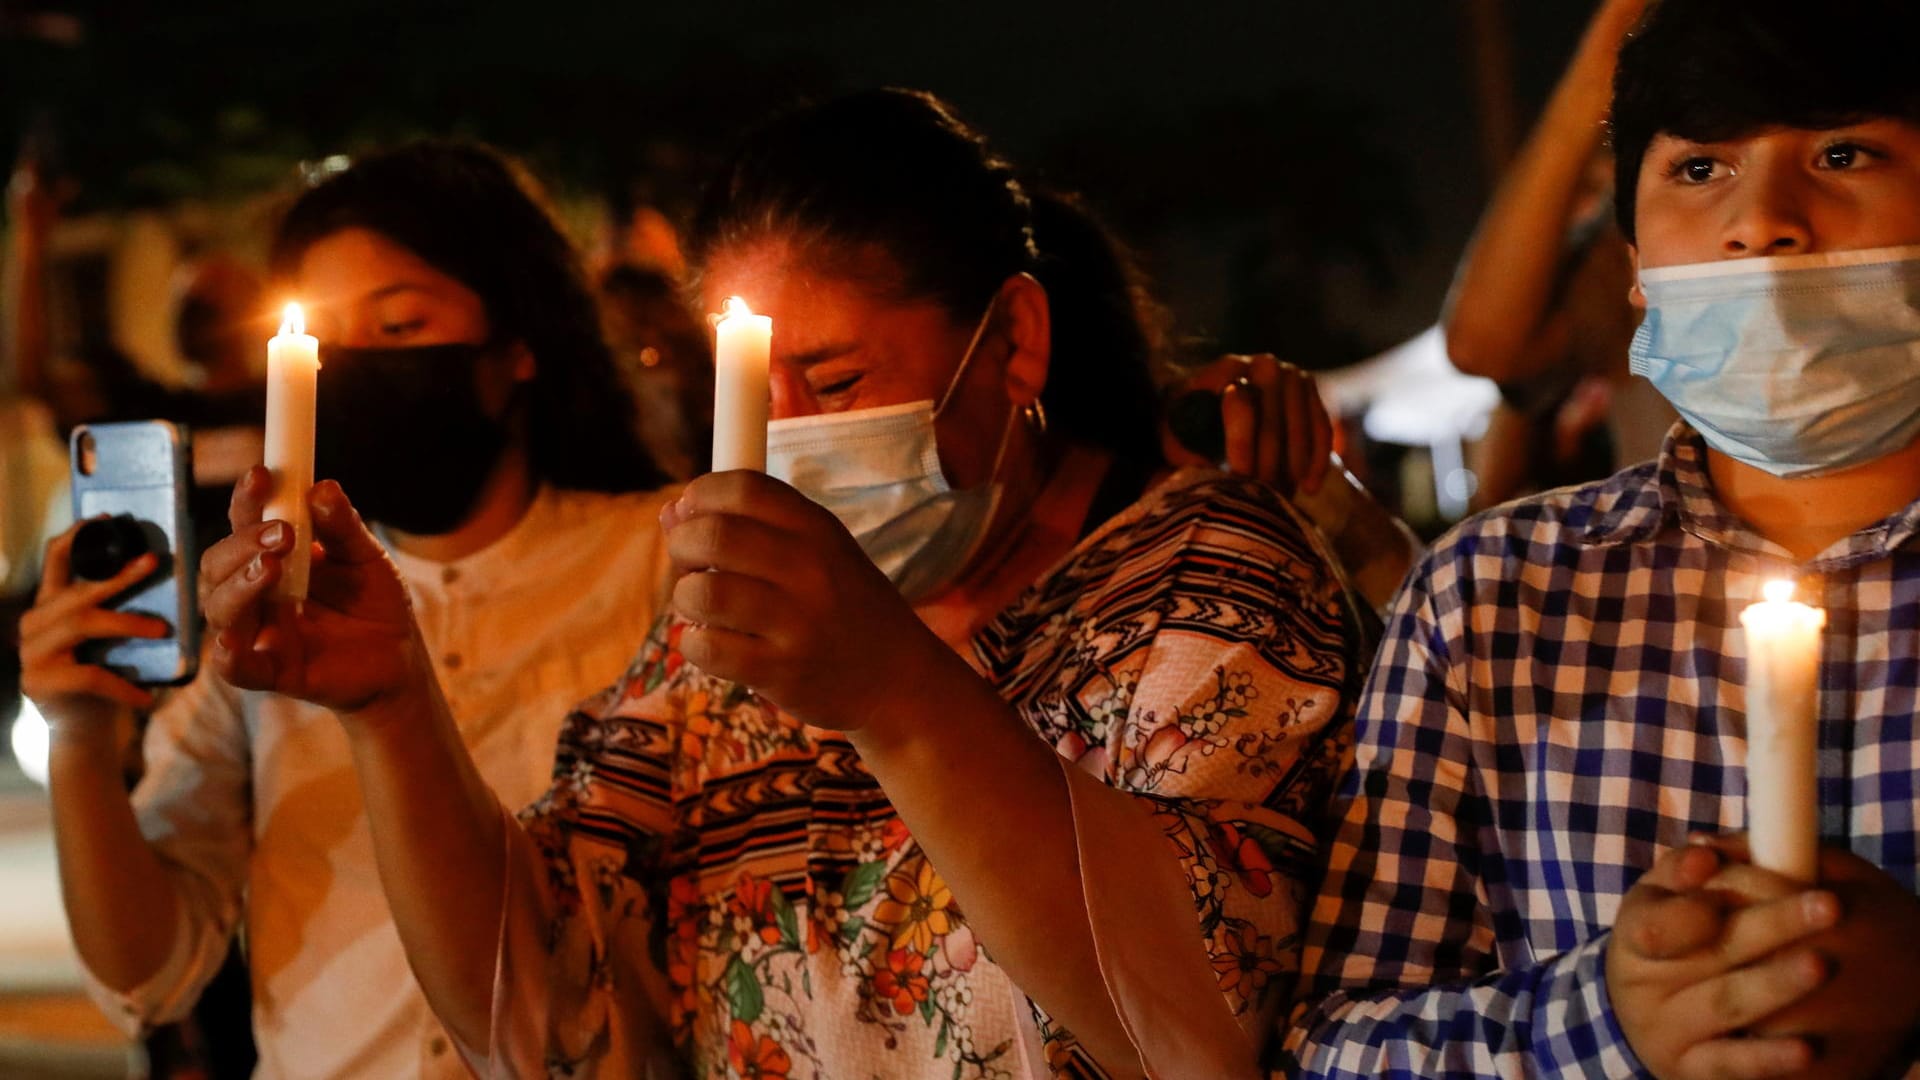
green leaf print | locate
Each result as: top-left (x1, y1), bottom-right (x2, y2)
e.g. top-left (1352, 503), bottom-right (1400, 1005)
top-left (1242, 822), bottom-right (1302, 867)
top-left (724, 957), bottom-right (764, 1023)
top-left (841, 860), bottom-right (889, 909)
top-left (919, 994), bottom-right (935, 1024)
top-left (841, 915), bottom-right (867, 945)
top-left (934, 1016), bottom-right (950, 1057)
top-left (770, 885), bottom-right (801, 946)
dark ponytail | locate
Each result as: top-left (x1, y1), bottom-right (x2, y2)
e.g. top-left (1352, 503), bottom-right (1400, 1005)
top-left (689, 88), bottom-right (1164, 469)
top-left (1025, 187), bottom-right (1164, 472)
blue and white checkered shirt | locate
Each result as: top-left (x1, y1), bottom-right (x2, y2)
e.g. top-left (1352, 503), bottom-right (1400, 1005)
top-left (1280, 423), bottom-right (1920, 1078)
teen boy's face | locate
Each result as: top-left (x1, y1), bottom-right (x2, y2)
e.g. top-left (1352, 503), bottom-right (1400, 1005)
top-left (1632, 118), bottom-right (1920, 270)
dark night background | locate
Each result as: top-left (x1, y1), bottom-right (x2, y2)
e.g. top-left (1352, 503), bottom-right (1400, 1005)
top-left (1, 1), bottom-right (1599, 369)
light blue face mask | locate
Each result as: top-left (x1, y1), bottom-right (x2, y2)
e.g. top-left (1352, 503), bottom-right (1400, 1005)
top-left (1629, 244), bottom-right (1920, 478)
top-left (766, 301), bottom-right (1014, 602)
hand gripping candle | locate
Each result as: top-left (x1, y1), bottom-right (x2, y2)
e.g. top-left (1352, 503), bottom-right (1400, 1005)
top-left (1738, 579), bottom-right (1826, 883)
top-left (263, 302), bottom-right (319, 602)
top-left (710, 296), bottom-right (772, 473)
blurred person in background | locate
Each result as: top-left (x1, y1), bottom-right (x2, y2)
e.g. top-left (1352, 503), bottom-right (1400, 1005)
top-left (1442, 0), bottom-right (1672, 510)
top-left (600, 262), bottom-right (713, 481)
top-left (3, 146), bottom-right (270, 558)
top-left (170, 254), bottom-right (266, 399)
top-left (2, 154), bottom-right (73, 601)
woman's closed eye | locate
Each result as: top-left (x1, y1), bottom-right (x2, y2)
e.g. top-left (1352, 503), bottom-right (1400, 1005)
top-left (809, 371), bottom-right (864, 400)
top-left (378, 318), bottom-right (427, 339)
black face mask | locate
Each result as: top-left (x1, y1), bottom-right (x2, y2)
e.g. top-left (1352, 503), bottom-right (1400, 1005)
top-left (315, 343), bottom-right (513, 535)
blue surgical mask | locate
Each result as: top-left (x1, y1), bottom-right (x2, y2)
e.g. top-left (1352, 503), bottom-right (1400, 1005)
top-left (767, 301), bottom-right (1013, 602)
top-left (1629, 245), bottom-right (1920, 478)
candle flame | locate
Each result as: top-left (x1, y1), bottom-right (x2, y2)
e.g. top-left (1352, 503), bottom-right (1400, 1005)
top-left (279, 302), bottom-right (306, 337)
top-left (722, 296), bottom-right (754, 319)
top-left (1762, 579), bottom-right (1795, 604)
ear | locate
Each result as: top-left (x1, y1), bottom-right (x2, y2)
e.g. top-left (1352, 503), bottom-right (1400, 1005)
top-left (507, 340), bottom-right (537, 382)
top-left (1625, 244), bottom-right (1647, 311)
top-left (995, 272), bottom-right (1051, 409)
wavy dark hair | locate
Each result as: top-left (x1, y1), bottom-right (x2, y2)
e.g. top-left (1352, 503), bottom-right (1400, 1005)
top-left (270, 140), bottom-right (666, 492)
top-left (1612, 0), bottom-right (1920, 242)
top-left (688, 88), bottom-right (1166, 472)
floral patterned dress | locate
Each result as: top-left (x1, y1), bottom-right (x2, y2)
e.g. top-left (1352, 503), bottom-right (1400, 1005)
top-left (462, 471), bottom-right (1369, 1079)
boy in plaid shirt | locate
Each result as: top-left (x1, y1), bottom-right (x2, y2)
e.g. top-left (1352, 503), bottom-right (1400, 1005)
top-left (1284, 1), bottom-right (1920, 1077)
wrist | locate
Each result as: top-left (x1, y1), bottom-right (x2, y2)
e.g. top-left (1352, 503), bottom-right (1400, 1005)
top-left (843, 634), bottom-right (981, 759)
top-left (46, 719), bottom-right (128, 778)
top-left (337, 681), bottom-right (437, 738)
top-left (335, 642), bottom-right (440, 741)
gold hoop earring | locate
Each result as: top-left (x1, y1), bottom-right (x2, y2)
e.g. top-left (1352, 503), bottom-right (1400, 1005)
top-left (1023, 399), bottom-right (1048, 436)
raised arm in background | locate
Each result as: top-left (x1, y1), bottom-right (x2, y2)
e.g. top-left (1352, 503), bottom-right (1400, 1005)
top-left (1442, 0), bottom-right (1647, 384)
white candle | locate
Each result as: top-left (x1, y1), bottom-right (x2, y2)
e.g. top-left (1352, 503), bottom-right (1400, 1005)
top-left (710, 296), bottom-right (771, 472)
top-left (263, 302), bottom-right (319, 602)
top-left (1738, 579), bottom-right (1825, 882)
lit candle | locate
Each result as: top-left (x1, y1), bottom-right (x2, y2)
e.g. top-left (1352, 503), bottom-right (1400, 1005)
top-left (263, 302), bottom-right (319, 602)
top-left (710, 296), bottom-right (771, 472)
top-left (1738, 579), bottom-right (1825, 882)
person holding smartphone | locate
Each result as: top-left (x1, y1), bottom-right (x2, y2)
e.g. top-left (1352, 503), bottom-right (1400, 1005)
top-left (19, 141), bottom-right (678, 1080)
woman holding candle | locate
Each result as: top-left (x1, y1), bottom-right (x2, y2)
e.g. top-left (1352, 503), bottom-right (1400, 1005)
top-left (196, 90), bottom-right (1374, 1077)
top-left (21, 142), bottom-right (679, 1080)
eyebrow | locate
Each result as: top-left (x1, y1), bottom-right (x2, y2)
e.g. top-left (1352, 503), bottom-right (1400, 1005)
top-left (364, 282), bottom-right (438, 303)
top-left (784, 342), bottom-right (860, 368)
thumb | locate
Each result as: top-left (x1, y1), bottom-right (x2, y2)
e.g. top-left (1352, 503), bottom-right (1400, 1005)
top-left (308, 481), bottom-right (386, 566)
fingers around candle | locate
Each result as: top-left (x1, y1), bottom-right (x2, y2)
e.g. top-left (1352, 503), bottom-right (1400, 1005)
top-left (307, 481), bottom-right (386, 566)
top-left (679, 470), bottom-right (817, 532)
top-left (229, 465), bottom-right (273, 532)
top-left (1625, 891), bottom-right (1724, 960)
top-left (204, 556), bottom-right (279, 655)
top-left (200, 531), bottom-right (275, 606)
top-left (665, 513), bottom-right (793, 583)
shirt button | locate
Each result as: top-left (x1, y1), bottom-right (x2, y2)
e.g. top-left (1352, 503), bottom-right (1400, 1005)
top-left (429, 1035), bottom-right (449, 1056)
top-left (442, 566), bottom-right (461, 586)
top-left (443, 652), bottom-right (464, 671)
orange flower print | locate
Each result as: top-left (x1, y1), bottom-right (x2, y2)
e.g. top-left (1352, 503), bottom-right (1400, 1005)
top-left (871, 948), bottom-right (931, 1016)
top-left (678, 687), bottom-right (720, 761)
top-left (727, 1020), bottom-right (791, 1079)
top-left (665, 933), bottom-right (699, 1026)
top-left (667, 875), bottom-right (703, 940)
top-left (872, 860), bottom-right (954, 954)
top-left (808, 889), bottom-right (849, 955)
top-left (1210, 822), bottom-right (1276, 899)
top-left (665, 621), bottom-right (688, 677)
top-left (728, 872), bottom-right (785, 946)
top-left (1209, 926), bottom-right (1283, 1001)
top-left (879, 817), bottom-right (912, 854)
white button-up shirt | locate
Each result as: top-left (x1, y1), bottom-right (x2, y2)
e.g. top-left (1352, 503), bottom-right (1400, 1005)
top-left (83, 484), bottom-right (678, 1079)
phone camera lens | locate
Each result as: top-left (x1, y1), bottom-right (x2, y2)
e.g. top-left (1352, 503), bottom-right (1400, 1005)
top-left (72, 515), bottom-right (150, 581)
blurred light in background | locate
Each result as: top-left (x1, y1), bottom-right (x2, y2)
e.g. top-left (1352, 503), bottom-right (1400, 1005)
top-left (10, 698), bottom-right (51, 788)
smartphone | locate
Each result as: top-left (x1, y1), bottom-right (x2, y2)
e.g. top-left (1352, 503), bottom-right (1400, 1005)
top-left (68, 421), bottom-right (199, 686)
